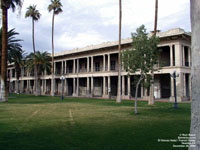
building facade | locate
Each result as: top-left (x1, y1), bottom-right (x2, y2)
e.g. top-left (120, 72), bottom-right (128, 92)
top-left (8, 28), bottom-right (191, 102)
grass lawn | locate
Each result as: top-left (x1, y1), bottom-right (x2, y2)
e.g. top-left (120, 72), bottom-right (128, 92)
top-left (0, 94), bottom-right (190, 150)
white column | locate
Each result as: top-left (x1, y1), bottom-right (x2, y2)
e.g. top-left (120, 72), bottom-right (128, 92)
top-left (122, 76), bottom-right (125, 96)
top-left (108, 54), bottom-right (110, 71)
top-left (183, 73), bottom-right (186, 97)
top-left (91, 77), bottom-right (94, 96)
top-left (73, 78), bottom-right (76, 96)
top-left (175, 44), bottom-right (182, 67)
top-left (128, 76), bottom-right (131, 98)
top-left (87, 57), bottom-right (90, 72)
top-left (170, 76), bottom-right (174, 99)
top-left (91, 56), bottom-right (94, 72)
top-left (103, 55), bottom-right (105, 72)
top-left (65, 61), bottom-right (67, 74)
top-left (77, 59), bottom-right (79, 73)
top-left (103, 76), bottom-right (106, 96)
top-left (44, 79), bottom-right (46, 94)
top-left (183, 46), bottom-right (185, 66)
top-left (108, 76), bottom-right (110, 97)
top-left (170, 45), bottom-right (173, 66)
top-left (65, 79), bottom-right (68, 96)
top-left (87, 77), bottom-right (90, 96)
top-left (77, 78), bottom-right (79, 96)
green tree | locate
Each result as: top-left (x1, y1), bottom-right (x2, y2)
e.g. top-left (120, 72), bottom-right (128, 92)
top-left (116, 0), bottom-right (122, 103)
top-left (48, 0), bottom-right (63, 97)
top-left (26, 51), bottom-right (51, 95)
top-left (25, 5), bottom-right (41, 96)
top-left (190, 0), bottom-right (200, 149)
top-left (122, 25), bottom-right (159, 114)
top-left (0, 0), bottom-right (23, 102)
top-left (9, 49), bottom-right (25, 94)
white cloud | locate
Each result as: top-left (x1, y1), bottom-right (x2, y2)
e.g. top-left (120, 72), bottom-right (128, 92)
top-left (7, 0), bottom-right (190, 54)
top-left (56, 30), bottom-right (109, 51)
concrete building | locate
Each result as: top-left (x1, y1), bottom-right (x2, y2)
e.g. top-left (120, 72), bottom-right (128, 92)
top-left (7, 28), bottom-right (191, 102)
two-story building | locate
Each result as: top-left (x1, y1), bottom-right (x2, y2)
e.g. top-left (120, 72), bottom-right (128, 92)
top-left (8, 28), bottom-right (191, 102)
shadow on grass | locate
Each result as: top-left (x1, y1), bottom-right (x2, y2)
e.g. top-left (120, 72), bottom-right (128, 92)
top-left (0, 118), bottom-right (190, 150)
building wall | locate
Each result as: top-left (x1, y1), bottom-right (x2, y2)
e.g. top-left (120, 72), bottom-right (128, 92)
top-left (7, 29), bottom-right (191, 102)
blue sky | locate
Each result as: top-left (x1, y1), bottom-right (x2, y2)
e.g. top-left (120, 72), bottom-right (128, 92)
top-left (8, 0), bottom-right (191, 54)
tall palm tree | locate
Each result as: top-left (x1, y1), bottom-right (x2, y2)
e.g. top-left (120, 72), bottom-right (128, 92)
top-left (149, 0), bottom-right (158, 105)
top-left (26, 51), bottom-right (51, 95)
top-left (190, 1), bottom-right (200, 149)
top-left (25, 5), bottom-right (41, 96)
top-left (116, 0), bottom-right (122, 103)
top-left (0, 28), bottom-right (23, 95)
top-left (0, 0), bottom-right (23, 102)
top-left (48, 0), bottom-right (63, 96)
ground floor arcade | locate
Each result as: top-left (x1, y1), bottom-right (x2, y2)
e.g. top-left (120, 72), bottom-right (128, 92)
top-left (9, 73), bottom-right (191, 102)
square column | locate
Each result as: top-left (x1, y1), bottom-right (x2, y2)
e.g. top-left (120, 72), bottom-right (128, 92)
top-left (44, 79), bottom-right (46, 94)
top-left (87, 77), bottom-right (90, 96)
top-left (76, 78), bottom-right (79, 96)
top-left (170, 76), bottom-right (175, 101)
top-left (72, 78), bottom-right (76, 96)
top-left (108, 76), bottom-right (111, 98)
top-left (175, 44), bottom-right (182, 67)
top-left (108, 54), bottom-right (110, 71)
top-left (128, 76), bottom-right (131, 99)
top-left (77, 59), bottom-right (79, 73)
top-left (103, 76), bottom-right (106, 96)
top-left (91, 77), bottom-right (94, 97)
top-left (87, 57), bottom-right (90, 72)
top-left (91, 57), bottom-right (94, 72)
top-left (103, 55), bottom-right (105, 72)
top-left (65, 79), bottom-right (68, 96)
top-left (182, 46), bottom-right (185, 66)
top-left (73, 59), bottom-right (76, 73)
top-left (176, 72), bottom-right (184, 102)
top-left (170, 45), bottom-right (173, 66)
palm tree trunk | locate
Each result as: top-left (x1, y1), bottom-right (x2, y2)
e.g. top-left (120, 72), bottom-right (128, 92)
top-left (0, 7), bottom-right (8, 102)
top-left (154, 0), bottom-right (158, 35)
top-left (190, 1), bottom-right (200, 149)
top-left (51, 12), bottom-right (55, 96)
top-left (149, 0), bottom-right (158, 105)
top-left (32, 18), bottom-right (38, 96)
top-left (116, 0), bottom-right (122, 103)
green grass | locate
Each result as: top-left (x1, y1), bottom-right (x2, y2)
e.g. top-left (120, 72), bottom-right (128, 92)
top-left (0, 94), bottom-right (190, 150)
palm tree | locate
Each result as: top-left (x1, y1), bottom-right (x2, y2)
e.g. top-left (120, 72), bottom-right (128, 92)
top-left (149, 0), bottom-right (158, 105)
top-left (0, 28), bottom-right (23, 95)
top-left (25, 5), bottom-right (41, 96)
top-left (48, 0), bottom-right (63, 96)
top-left (116, 0), bottom-right (122, 103)
top-left (9, 50), bottom-right (25, 94)
top-left (26, 51), bottom-right (51, 95)
top-left (190, 1), bottom-right (200, 149)
top-left (0, 0), bottom-right (23, 102)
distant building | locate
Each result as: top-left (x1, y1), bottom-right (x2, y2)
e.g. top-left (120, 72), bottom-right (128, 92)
top-left (7, 28), bottom-right (191, 102)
